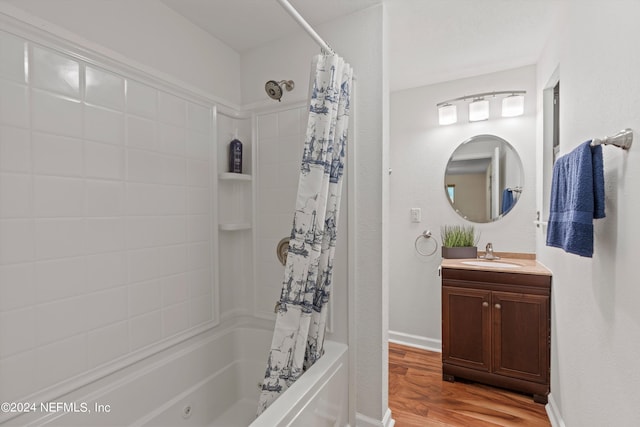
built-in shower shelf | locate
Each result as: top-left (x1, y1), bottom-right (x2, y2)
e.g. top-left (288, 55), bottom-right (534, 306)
top-left (219, 172), bottom-right (252, 181)
top-left (219, 223), bottom-right (252, 231)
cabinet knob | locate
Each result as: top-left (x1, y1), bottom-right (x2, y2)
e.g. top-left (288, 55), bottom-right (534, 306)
top-left (482, 302), bottom-right (489, 307)
top-left (494, 303), bottom-right (502, 310)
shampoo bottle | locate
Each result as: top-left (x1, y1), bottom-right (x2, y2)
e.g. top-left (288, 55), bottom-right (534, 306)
top-left (228, 138), bottom-right (243, 173)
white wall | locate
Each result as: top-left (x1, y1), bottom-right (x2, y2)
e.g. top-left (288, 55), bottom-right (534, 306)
top-left (243, 5), bottom-right (388, 424)
top-left (536, 1), bottom-right (640, 426)
top-left (389, 66), bottom-right (537, 348)
top-left (0, 0), bottom-right (242, 106)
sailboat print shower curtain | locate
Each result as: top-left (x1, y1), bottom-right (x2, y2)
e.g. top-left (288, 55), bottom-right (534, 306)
top-left (257, 53), bottom-right (353, 414)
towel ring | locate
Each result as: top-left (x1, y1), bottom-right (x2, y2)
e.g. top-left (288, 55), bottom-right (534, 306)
top-left (415, 230), bottom-right (438, 257)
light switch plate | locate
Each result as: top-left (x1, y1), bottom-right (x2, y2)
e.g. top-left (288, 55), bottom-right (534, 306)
top-left (410, 207), bottom-right (421, 223)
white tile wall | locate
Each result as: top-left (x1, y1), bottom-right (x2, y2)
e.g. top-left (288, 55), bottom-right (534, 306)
top-left (85, 66), bottom-right (125, 111)
top-left (0, 80), bottom-right (29, 128)
top-left (0, 32), bottom-right (26, 83)
top-left (0, 308), bottom-right (35, 357)
top-left (35, 219), bottom-right (85, 260)
top-left (188, 268), bottom-right (211, 297)
top-left (162, 301), bottom-right (190, 337)
top-left (0, 173), bottom-right (31, 217)
top-left (0, 126), bottom-right (31, 172)
top-left (127, 115), bottom-right (156, 151)
top-left (190, 296), bottom-right (212, 326)
top-left (35, 334), bottom-right (87, 389)
top-left (35, 257), bottom-right (86, 303)
top-left (86, 218), bottom-right (125, 254)
top-left (188, 214), bottom-right (210, 242)
top-left (0, 220), bottom-right (34, 264)
top-left (34, 176), bottom-right (85, 217)
top-left (35, 297), bottom-right (86, 345)
top-left (129, 280), bottom-right (161, 317)
top-left (84, 105), bottom-right (125, 145)
top-left (85, 143), bottom-right (124, 180)
top-left (126, 80), bottom-right (157, 119)
top-left (31, 46), bottom-right (80, 98)
top-left (33, 132), bottom-right (84, 177)
top-left (187, 129), bottom-right (210, 159)
top-left (158, 92), bottom-right (186, 127)
top-left (187, 103), bottom-right (210, 133)
top-left (0, 351), bottom-right (35, 401)
top-left (0, 30), bottom-right (216, 402)
top-left (158, 123), bottom-right (186, 156)
top-left (161, 273), bottom-right (189, 305)
top-left (32, 90), bottom-right (83, 137)
top-left (129, 311), bottom-right (162, 350)
top-left (255, 107), bottom-right (306, 317)
top-left (85, 252), bottom-right (126, 293)
top-left (0, 263), bottom-right (35, 311)
top-left (87, 321), bottom-right (128, 368)
top-left (86, 180), bottom-right (124, 216)
top-left (84, 287), bottom-right (128, 330)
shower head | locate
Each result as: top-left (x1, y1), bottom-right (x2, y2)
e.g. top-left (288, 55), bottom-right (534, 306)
top-left (265, 80), bottom-right (295, 102)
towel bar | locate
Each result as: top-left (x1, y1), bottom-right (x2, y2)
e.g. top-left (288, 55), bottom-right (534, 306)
top-left (590, 128), bottom-right (633, 149)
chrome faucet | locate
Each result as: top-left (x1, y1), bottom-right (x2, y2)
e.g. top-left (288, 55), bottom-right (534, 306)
top-left (482, 243), bottom-right (500, 260)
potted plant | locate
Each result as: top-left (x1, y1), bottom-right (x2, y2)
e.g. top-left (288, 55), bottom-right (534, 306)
top-left (440, 225), bottom-right (479, 259)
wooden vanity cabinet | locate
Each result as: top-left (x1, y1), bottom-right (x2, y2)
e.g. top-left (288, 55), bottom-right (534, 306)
top-left (442, 267), bottom-right (551, 403)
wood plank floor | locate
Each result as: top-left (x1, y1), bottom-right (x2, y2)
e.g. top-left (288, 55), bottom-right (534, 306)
top-left (389, 343), bottom-right (551, 427)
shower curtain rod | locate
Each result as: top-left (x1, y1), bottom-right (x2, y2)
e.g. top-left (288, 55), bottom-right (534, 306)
top-left (276, 0), bottom-right (336, 55)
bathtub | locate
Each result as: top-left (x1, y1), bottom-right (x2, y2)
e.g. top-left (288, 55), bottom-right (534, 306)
top-left (14, 320), bottom-right (348, 426)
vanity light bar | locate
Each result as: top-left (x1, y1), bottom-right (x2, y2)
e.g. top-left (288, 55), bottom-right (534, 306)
top-left (437, 90), bottom-right (526, 125)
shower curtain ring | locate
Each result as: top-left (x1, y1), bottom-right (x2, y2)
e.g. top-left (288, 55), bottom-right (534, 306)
top-left (321, 45), bottom-right (335, 56)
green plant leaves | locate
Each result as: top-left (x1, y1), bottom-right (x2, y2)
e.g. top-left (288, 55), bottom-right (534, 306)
top-left (440, 225), bottom-right (478, 247)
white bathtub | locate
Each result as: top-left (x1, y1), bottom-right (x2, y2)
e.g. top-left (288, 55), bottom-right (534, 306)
top-left (12, 321), bottom-right (348, 426)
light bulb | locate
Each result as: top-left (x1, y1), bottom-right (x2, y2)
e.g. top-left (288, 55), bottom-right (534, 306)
top-left (468, 99), bottom-right (489, 122)
top-left (438, 104), bottom-right (457, 125)
top-left (502, 94), bottom-right (525, 117)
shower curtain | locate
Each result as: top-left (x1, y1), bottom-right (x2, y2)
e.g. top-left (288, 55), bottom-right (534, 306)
top-left (257, 53), bottom-right (353, 414)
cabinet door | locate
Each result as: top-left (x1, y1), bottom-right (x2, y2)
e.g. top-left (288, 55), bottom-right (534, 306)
top-left (492, 291), bottom-right (549, 383)
top-left (442, 286), bottom-right (491, 371)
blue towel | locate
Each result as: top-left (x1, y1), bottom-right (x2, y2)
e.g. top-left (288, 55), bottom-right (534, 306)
top-left (501, 188), bottom-right (514, 215)
top-left (546, 140), bottom-right (605, 257)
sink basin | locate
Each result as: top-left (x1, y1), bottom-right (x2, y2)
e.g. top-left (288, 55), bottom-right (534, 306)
top-left (461, 260), bottom-right (522, 268)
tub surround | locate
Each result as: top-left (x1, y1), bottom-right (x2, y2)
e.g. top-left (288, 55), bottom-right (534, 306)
top-left (2, 317), bottom-right (348, 426)
top-left (0, 22), bottom-right (218, 413)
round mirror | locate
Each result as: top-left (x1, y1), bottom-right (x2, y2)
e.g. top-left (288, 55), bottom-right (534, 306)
top-left (444, 134), bottom-right (523, 223)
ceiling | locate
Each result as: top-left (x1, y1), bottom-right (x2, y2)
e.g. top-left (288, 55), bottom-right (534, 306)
top-left (161, 0), bottom-right (565, 92)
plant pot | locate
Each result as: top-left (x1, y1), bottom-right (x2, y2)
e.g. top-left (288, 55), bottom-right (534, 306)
top-left (441, 246), bottom-right (477, 259)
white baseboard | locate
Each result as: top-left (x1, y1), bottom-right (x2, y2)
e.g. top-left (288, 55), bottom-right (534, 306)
top-left (388, 330), bottom-right (441, 352)
top-left (356, 408), bottom-right (394, 427)
top-left (545, 393), bottom-right (566, 427)
top-left (383, 408), bottom-right (395, 427)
